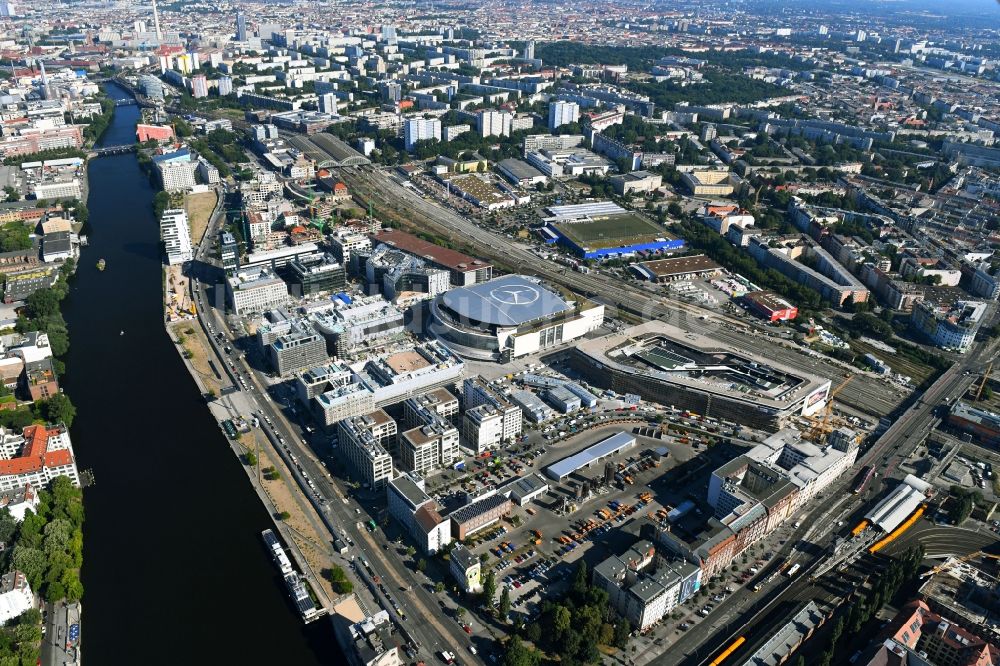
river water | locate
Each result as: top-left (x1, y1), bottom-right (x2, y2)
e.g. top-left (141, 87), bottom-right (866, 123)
top-left (59, 83), bottom-right (341, 664)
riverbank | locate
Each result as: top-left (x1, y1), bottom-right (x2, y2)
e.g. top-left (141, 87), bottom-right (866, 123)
top-left (64, 79), bottom-right (340, 665)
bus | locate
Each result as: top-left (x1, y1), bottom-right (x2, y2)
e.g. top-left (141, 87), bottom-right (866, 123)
top-left (786, 563), bottom-right (802, 578)
top-left (367, 519), bottom-right (377, 532)
top-left (853, 466), bottom-right (875, 494)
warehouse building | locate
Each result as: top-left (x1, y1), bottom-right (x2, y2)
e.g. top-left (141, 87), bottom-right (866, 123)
top-left (448, 493), bottom-right (513, 540)
top-left (947, 401), bottom-right (1000, 447)
top-left (631, 255), bottom-right (722, 282)
top-left (546, 432), bottom-right (636, 482)
top-left (742, 291), bottom-right (798, 322)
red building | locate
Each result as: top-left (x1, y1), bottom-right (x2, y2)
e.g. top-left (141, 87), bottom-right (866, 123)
top-left (136, 124), bottom-right (175, 143)
top-left (743, 291), bottom-right (798, 322)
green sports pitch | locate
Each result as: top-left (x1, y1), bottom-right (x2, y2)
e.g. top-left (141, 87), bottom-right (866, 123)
top-left (552, 212), bottom-right (667, 250)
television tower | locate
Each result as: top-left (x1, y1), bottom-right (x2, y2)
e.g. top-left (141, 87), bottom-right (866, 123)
top-left (151, 0), bottom-right (163, 43)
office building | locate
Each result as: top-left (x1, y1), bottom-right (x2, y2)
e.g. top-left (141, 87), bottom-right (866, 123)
top-left (399, 419), bottom-right (459, 477)
top-left (361, 244), bottom-right (450, 303)
top-left (220, 231), bottom-right (240, 274)
top-left (226, 267), bottom-right (287, 315)
top-left (338, 410), bottom-right (396, 489)
top-left (461, 405), bottom-right (505, 455)
top-left (287, 252), bottom-right (346, 297)
top-left (309, 297), bottom-right (405, 357)
top-left (462, 377), bottom-right (522, 441)
top-left (387, 473), bottom-right (451, 556)
top-left (156, 159), bottom-right (197, 192)
top-left (236, 11), bottom-right (248, 41)
top-left (160, 208), bottom-right (192, 265)
top-left (267, 320), bottom-right (327, 376)
top-left (372, 229), bottom-right (492, 287)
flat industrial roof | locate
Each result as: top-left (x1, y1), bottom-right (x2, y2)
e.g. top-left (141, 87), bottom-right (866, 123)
top-left (375, 229), bottom-right (491, 273)
top-left (546, 432), bottom-right (636, 481)
top-left (865, 474), bottom-right (931, 533)
top-left (636, 254), bottom-right (721, 278)
top-left (439, 275), bottom-right (573, 327)
top-left (498, 158), bottom-right (546, 181)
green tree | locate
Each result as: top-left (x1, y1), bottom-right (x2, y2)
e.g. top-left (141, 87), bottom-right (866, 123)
top-left (245, 451), bottom-right (258, 466)
top-left (499, 585), bottom-right (511, 619)
top-left (501, 636), bottom-right (540, 666)
top-left (572, 560), bottom-right (589, 597)
top-left (10, 546), bottom-right (46, 589)
top-left (40, 394), bottom-right (76, 428)
top-left (24, 289), bottom-right (61, 320)
top-left (482, 570), bottom-right (497, 604)
top-left (613, 619), bottom-right (631, 648)
top-left (553, 605), bottom-right (572, 637)
top-left (417, 558), bottom-right (427, 572)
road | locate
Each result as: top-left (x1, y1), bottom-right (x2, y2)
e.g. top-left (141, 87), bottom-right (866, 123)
top-left (186, 194), bottom-right (481, 662)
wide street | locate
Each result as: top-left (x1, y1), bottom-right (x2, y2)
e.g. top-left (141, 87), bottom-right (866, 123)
top-left (184, 192), bottom-right (482, 662)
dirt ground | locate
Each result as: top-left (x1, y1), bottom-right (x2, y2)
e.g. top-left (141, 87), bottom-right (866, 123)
top-left (164, 264), bottom-right (194, 322)
top-left (169, 321), bottom-right (221, 395)
top-left (185, 190), bottom-right (218, 245)
top-left (252, 437), bottom-right (339, 603)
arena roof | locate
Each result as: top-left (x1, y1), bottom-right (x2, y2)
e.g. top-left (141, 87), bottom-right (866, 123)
top-left (546, 432), bottom-right (636, 481)
top-left (439, 275), bottom-right (572, 327)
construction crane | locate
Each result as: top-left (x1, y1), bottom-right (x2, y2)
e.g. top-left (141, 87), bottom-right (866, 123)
top-left (805, 374), bottom-right (854, 443)
top-left (920, 551), bottom-right (1000, 579)
top-left (975, 361), bottom-right (994, 401)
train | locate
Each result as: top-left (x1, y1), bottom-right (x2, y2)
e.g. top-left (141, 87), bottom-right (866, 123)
top-left (853, 465), bottom-right (876, 494)
top-left (708, 636), bottom-right (746, 666)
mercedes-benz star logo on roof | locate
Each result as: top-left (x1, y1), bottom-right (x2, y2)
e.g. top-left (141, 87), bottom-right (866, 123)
top-left (490, 285), bottom-right (539, 306)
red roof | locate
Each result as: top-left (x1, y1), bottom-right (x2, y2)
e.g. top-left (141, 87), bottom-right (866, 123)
top-left (374, 229), bottom-right (491, 273)
top-left (0, 425), bottom-right (71, 478)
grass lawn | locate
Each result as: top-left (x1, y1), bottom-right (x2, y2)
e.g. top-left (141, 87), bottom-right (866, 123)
top-left (555, 212), bottom-right (665, 249)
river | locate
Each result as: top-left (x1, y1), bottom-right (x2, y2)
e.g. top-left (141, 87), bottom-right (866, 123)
top-left (58, 83), bottom-right (341, 664)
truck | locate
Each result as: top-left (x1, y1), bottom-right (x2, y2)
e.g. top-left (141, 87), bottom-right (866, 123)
top-left (668, 500), bottom-right (696, 523)
top-left (532, 530), bottom-right (543, 545)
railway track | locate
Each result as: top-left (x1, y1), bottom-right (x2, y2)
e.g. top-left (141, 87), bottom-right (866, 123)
top-left (343, 166), bottom-right (902, 416)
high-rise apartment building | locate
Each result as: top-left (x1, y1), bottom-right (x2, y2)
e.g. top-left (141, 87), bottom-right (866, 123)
top-left (548, 101), bottom-right (579, 130)
top-left (404, 118), bottom-right (442, 151)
